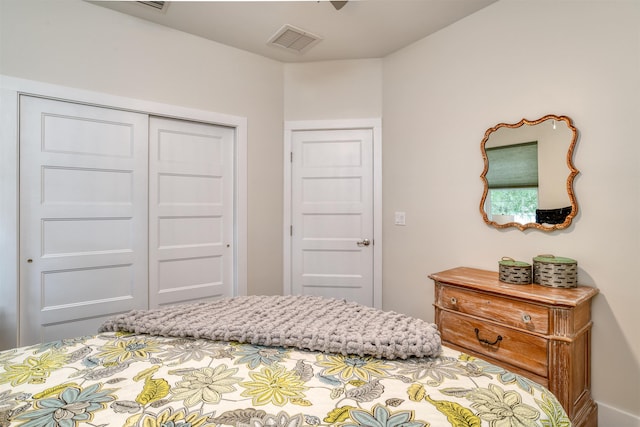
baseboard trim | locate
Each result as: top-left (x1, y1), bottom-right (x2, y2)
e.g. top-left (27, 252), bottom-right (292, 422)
top-left (598, 401), bottom-right (640, 427)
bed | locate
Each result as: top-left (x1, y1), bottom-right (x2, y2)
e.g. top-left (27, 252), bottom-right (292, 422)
top-left (0, 295), bottom-right (570, 427)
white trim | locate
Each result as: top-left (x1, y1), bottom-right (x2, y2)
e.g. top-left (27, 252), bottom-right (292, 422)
top-left (0, 75), bottom-right (248, 349)
top-left (234, 118), bottom-right (248, 297)
top-left (598, 401), bottom-right (640, 427)
top-left (0, 83), bottom-right (20, 350)
top-left (283, 118), bottom-right (383, 309)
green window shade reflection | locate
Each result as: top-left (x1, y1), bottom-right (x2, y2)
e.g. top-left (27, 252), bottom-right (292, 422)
top-left (486, 141), bottom-right (538, 188)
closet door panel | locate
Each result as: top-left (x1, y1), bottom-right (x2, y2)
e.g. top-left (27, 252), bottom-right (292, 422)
top-left (19, 96), bottom-right (149, 345)
top-left (149, 117), bottom-right (234, 307)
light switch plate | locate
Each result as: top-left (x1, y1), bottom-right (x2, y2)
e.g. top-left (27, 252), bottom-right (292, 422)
top-left (394, 211), bottom-right (406, 226)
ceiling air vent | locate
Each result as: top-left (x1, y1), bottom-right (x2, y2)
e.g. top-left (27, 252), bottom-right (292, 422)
top-left (268, 25), bottom-right (322, 54)
top-left (137, 1), bottom-right (168, 12)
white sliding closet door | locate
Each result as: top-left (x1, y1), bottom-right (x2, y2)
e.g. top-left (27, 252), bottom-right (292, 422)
top-left (19, 96), bottom-right (149, 345)
top-left (149, 117), bottom-right (235, 306)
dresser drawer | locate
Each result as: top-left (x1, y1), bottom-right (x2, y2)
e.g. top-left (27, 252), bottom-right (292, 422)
top-left (439, 310), bottom-right (548, 378)
top-left (437, 284), bottom-right (550, 334)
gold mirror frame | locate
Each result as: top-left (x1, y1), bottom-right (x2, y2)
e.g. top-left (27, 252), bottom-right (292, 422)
top-left (480, 114), bottom-right (579, 231)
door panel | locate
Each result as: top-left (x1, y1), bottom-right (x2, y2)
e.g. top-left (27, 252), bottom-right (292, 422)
top-left (149, 117), bottom-right (234, 307)
top-left (19, 96), bottom-right (149, 345)
top-left (291, 129), bottom-right (374, 306)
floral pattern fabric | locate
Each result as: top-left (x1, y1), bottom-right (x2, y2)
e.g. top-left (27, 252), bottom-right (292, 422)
top-left (0, 333), bottom-right (570, 427)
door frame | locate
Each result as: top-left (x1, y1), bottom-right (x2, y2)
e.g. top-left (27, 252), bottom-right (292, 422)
top-left (283, 118), bottom-right (382, 309)
top-left (0, 75), bottom-right (248, 349)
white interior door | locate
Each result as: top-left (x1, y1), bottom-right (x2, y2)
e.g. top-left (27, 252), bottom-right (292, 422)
top-left (19, 96), bottom-right (149, 345)
top-left (290, 128), bottom-right (375, 306)
top-left (149, 117), bottom-right (235, 307)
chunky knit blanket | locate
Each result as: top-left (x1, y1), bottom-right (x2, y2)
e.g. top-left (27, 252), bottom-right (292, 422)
top-left (99, 295), bottom-right (441, 359)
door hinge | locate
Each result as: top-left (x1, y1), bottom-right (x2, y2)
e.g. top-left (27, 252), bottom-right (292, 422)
top-left (290, 225), bottom-right (293, 236)
top-left (290, 152), bottom-right (293, 162)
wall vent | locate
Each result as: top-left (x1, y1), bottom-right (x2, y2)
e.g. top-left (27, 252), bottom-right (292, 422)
top-left (268, 25), bottom-right (322, 54)
top-left (137, 1), bottom-right (168, 12)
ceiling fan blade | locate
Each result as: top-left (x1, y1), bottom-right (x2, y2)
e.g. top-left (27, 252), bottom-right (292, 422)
top-left (330, 1), bottom-right (348, 11)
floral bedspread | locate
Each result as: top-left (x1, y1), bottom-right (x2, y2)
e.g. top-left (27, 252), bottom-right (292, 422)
top-left (0, 332), bottom-right (570, 426)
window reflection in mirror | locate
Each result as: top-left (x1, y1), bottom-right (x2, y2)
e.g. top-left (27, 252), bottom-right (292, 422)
top-left (485, 141), bottom-right (538, 223)
top-left (487, 188), bottom-right (538, 224)
top-left (480, 115), bottom-right (579, 231)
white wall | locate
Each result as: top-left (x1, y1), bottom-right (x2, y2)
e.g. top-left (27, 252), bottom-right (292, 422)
top-left (0, 0), bottom-right (285, 345)
top-left (382, 0), bottom-right (639, 420)
top-left (284, 59), bottom-right (383, 120)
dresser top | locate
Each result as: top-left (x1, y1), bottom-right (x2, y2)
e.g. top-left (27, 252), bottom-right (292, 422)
top-left (429, 266), bottom-right (598, 307)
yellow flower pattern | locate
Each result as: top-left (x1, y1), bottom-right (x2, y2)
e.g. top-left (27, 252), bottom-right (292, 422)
top-left (96, 337), bottom-right (164, 363)
top-left (316, 353), bottom-right (393, 381)
top-left (240, 365), bottom-right (308, 406)
top-left (0, 350), bottom-right (67, 386)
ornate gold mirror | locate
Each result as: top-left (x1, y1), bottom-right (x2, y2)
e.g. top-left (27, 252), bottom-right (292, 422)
top-left (480, 115), bottom-right (579, 231)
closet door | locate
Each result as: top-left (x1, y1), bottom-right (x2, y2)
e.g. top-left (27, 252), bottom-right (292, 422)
top-left (149, 117), bottom-right (235, 306)
top-left (19, 96), bottom-right (149, 345)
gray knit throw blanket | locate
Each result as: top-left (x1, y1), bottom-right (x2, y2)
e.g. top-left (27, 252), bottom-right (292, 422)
top-left (99, 295), bottom-right (441, 359)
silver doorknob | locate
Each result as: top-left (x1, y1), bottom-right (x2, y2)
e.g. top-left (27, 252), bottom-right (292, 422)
top-left (357, 239), bottom-right (371, 247)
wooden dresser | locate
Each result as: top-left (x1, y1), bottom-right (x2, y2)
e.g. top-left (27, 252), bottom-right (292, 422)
top-left (430, 267), bottom-right (598, 427)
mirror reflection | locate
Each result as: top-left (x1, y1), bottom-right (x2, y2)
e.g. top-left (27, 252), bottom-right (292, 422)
top-left (480, 115), bottom-right (579, 231)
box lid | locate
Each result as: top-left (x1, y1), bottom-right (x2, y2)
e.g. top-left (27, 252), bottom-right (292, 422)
top-left (533, 255), bottom-right (576, 264)
top-left (499, 257), bottom-right (531, 267)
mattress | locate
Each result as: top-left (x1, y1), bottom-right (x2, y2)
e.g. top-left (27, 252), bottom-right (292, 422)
top-left (0, 296), bottom-right (571, 426)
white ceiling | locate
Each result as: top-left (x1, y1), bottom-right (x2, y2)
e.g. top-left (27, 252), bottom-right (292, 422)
top-left (90, 0), bottom-right (496, 63)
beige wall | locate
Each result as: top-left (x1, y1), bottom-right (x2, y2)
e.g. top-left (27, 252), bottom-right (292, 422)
top-left (382, 0), bottom-right (639, 419)
top-left (0, 0), bottom-right (285, 298)
top-left (284, 59), bottom-right (382, 120)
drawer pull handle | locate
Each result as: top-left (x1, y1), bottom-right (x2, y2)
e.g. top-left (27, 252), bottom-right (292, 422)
top-left (450, 297), bottom-right (457, 304)
top-left (474, 328), bottom-right (503, 346)
top-left (522, 314), bottom-right (532, 323)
